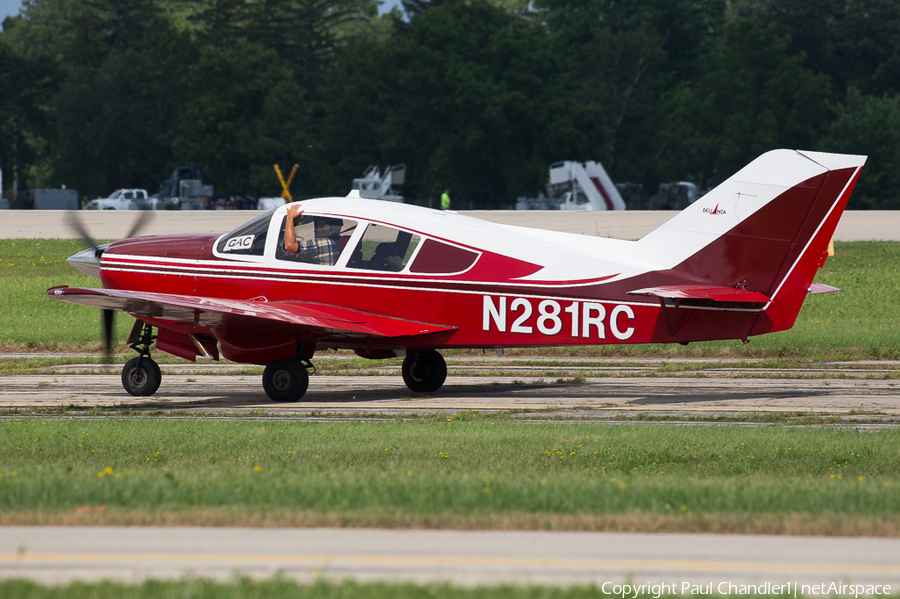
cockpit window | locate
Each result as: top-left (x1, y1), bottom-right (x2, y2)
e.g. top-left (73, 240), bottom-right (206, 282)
top-left (408, 239), bottom-right (479, 274)
top-left (347, 224), bottom-right (420, 272)
top-left (276, 215), bottom-right (357, 266)
top-left (216, 209), bottom-right (274, 256)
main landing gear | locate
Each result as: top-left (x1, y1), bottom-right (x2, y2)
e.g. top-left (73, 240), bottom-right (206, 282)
top-left (259, 349), bottom-right (447, 402)
top-left (122, 321), bottom-right (161, 396)
top-left (402, 349), bottom-right (447, 393)
top-left (263, 357), bottom-right (313, 402)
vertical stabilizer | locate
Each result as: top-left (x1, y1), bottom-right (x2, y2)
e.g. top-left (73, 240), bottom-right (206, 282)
top-left (635, 149), bottom-right (865, 333)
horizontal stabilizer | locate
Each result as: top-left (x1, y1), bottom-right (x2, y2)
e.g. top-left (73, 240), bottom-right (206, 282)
top-left (627, 285), bottom-right (771, 303)
top-left (808, 283), bottom-right (840, 294)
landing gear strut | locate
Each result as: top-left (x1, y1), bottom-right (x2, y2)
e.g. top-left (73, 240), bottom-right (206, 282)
top-left (262, 357), bottom-right (312, 402)
top-left (122, 321), bottom-right (161, 396)
top-left (402, 350), bottom-right (447, 393)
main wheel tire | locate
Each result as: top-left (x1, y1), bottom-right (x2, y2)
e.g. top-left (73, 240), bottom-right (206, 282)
top-left (402, 350), bottom-right (447, 393)
top-left (262, 358), bottom-right (309, 402)
top-left (121, 357), bottom-right (162, 396)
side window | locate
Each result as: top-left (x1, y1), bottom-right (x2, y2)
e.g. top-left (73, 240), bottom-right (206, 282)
top-left (347, 224), bottom-right (420, 272)
top-left (408, 239), bottom-right (479, 274)
top-left (276, 215), bottom-right (357, 266)
top-left (216, 210), bottom-right (273, 256)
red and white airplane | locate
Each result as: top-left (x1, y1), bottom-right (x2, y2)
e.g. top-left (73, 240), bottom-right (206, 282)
top-left (49, 150), bottom-right (865, 401)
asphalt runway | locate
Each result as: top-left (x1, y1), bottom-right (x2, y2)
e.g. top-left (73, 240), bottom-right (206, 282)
top-left (4, 359), bottom-right (900, 420)
top-left (3, 527), bottom-right (900, 588)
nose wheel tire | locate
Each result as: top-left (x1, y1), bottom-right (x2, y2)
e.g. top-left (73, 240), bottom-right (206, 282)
top-left (263, 358), bottom-right (309, 402)
top-left (402, 350), bottom-right (447, 393)
top-left (121, 357), bottom-right (162, 396)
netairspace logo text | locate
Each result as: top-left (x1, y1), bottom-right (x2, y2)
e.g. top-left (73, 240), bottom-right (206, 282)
top-left (599, 582), bottom-right (893, 598)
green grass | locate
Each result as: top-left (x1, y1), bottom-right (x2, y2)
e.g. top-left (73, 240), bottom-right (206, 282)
top-left (1, 239), bottom-right (898, 357)
top-left (0, 580), bottom-right (595, 599)
top-left (0, 239), bottom-right (134, 350)
top-left (2, 420), bottom-right (897, 530)
top-left (3, 579), bottom-right (898, 599)
top-left (764, 241), bottom-right (900, 356)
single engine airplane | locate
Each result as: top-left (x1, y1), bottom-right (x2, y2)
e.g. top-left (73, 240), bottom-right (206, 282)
top-left (49, 149), bottom-right (865, 401)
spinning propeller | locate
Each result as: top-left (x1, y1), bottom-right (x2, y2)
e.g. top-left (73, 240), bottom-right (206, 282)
top-left (65, 209), bottom-right (154, 362)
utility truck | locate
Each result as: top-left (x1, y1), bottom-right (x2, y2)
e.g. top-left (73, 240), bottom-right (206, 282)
top-left (87, 189), bottom-right (152, 210)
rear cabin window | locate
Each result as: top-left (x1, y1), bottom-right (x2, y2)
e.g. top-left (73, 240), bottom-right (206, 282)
top-left (347, 224), bottom-right (421, 272)
top-left (276, 215), bottom-right (357, 266)
top-left (216, 209), bottom-right (274, 257)
top-left (408, 239), bottom-right (479, 274)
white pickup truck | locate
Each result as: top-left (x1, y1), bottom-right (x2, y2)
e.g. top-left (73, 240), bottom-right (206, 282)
top-left (87, 189), bottom-right (155, 210)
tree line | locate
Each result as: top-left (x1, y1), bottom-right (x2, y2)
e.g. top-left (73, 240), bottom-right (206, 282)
top-left (1, 0), bottom-right (899, 209)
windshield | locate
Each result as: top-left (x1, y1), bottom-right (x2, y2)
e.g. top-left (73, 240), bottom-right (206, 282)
top-left (216, 209), bottom-right (275, 256)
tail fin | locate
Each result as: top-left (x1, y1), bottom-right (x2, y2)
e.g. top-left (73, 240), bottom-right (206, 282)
top-left (635, 149), bottom-right (866, 333)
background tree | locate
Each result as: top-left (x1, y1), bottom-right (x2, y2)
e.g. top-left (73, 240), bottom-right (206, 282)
top-left (659, 19), bottom-right (832, 189)
top-left (758, 0), bottom-right (900, 97)
top-left (171, 42), bottom-right (312, 196)
top-left (537, 0), bottom-right (726, 187)
top-left (0, 24), bottom-right (59, 202)
top-left (1, 0), bottom-right (898, 207)
top-left (379, 0), bottom-right (558, 207)
top-left (819, 89), bottom-right (900, 209)
top-left (315, 28), bottom-right (392, 197)
top-left (5, 0), bottom-right (196, 198)
top-left (566, 25), bottom-right (667, 181)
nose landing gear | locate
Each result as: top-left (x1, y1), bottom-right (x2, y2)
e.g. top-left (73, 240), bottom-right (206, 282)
top-left (121, 321), bottom-right (161, 396)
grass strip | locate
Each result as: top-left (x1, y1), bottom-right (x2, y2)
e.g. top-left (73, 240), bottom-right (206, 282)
top-left (1, 508), bottom-right (898, 537)
top-left (2, 579), bottom-right (900, 599)
top-left (2, 420), bottom-right (898, 533)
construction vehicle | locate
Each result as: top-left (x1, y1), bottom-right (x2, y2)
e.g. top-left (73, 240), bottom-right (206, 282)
top-left (158, 166), bottom-right (213, 210)
top-left (648, 181), bottom-right (699, 210)
top-left (615, 182), bottom-right (648, 210)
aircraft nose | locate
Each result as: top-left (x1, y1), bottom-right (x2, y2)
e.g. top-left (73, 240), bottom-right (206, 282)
top-left (67, 244), bottom-right (109, 279)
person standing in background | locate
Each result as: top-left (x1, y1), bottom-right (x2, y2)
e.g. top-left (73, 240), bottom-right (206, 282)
top-left (441, 189), bottom-right (451, 210)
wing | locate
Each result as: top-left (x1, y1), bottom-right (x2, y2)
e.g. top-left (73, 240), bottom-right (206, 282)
top-left (47, 286), bottom-right (457, 338)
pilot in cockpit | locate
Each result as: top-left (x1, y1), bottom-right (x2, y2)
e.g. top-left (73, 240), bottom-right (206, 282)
top-left (283, 203), bottom-right (342, 265)
top-left (370, 242), bottom-right (406, 272)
